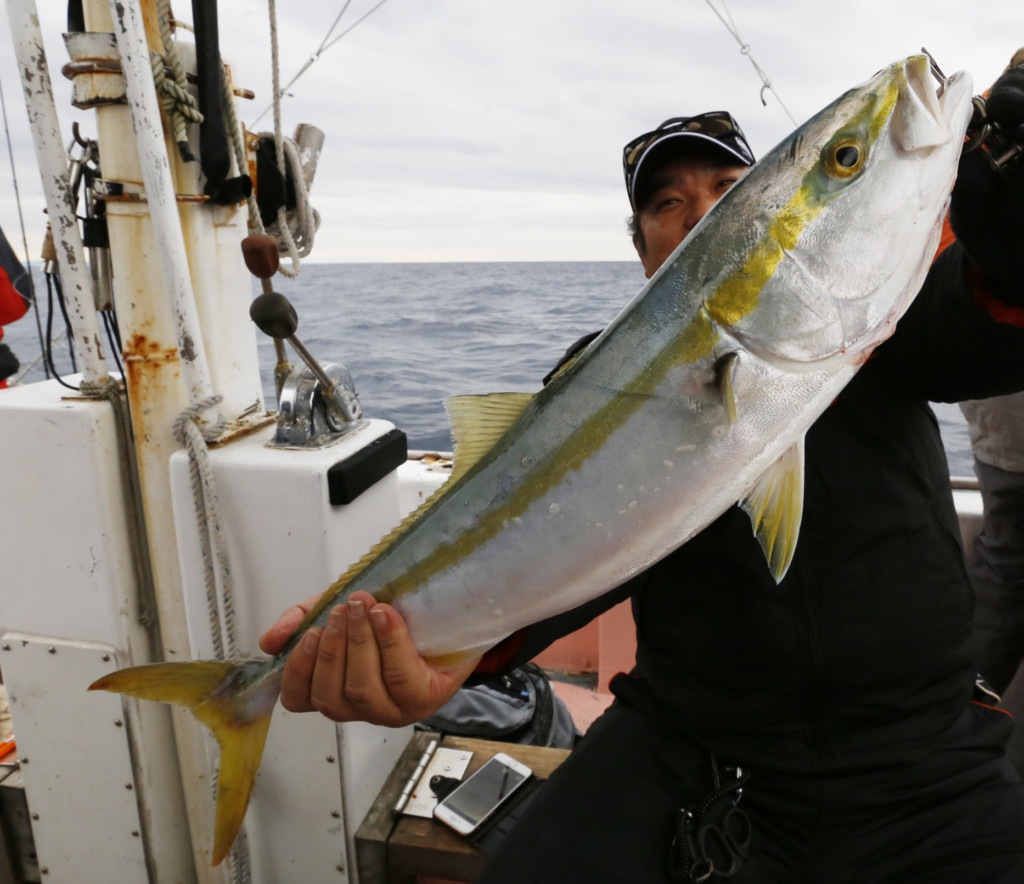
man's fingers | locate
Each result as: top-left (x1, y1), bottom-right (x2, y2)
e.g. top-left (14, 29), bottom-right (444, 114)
top-left (370, 603), bottom-right (435, 707)
top-left (341, 594), bottom-right (402, 723)
top-left (279, 628), bottom-right (322, 712)
top-left (259, 592), bottom-right (323, 655)
top-left (307, 605), bottom-right (355, 719)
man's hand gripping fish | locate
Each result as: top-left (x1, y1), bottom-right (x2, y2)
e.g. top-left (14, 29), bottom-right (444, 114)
top-left (91, 56), bottom-right (975, 865)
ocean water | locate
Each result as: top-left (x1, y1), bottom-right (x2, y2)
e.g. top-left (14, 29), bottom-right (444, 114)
top-left (3, 261), bottom-right (976, 476)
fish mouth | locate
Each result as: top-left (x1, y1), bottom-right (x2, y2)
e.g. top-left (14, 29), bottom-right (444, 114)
top-left (891, 54), bottom-right (973, 152)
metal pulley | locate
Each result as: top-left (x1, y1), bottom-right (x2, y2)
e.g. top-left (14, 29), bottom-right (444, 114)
top-left (249, 287), bottom-right (363, 449)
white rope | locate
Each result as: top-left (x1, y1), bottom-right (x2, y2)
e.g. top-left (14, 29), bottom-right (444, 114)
top-left (173, 396), bottom-right (252, 880)
top-left (220, 63), bottom-right (267, 236)
top-left (263, 0), bottom-right (320, 276)
top-left (152, 0), bottom-right (203, 153)
top-left (703, 0), bottom-right (798, 127)
top-left (262, 133), bottom-right (321, 276)
top-left (171, 395), bottom-right (238, 661)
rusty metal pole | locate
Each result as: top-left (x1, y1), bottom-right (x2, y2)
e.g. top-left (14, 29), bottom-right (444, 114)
top-left (108, 0), bottom-right (221, 425)
top-left (77, 0), bottom-right (229, 877)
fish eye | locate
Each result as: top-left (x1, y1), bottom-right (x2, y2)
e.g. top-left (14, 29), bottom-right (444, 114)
top-left (824, 137), bottom-right (865, 179)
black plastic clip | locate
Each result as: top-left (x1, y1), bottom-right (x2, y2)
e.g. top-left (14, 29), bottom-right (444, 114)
top-left (668, 757), bottom-right (752, 882)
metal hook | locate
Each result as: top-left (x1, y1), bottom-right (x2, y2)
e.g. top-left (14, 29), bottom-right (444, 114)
top-left (72, 122), bottom-right (90, 150)
top-left (920, 47), bottom-right (947, 86)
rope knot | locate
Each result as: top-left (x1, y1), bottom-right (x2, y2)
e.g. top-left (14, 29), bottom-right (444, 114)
top-left (172, 394), bottom-right (226, 445)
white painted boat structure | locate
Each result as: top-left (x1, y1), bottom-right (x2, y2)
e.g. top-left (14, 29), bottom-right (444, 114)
top-left (0, 0), bottom-right (454, 880)
top-left (0, 2), bottom-right (995, 882)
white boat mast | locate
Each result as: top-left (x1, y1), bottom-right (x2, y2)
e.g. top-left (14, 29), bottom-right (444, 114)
top-left (5, 0), bottom-right (108, 385)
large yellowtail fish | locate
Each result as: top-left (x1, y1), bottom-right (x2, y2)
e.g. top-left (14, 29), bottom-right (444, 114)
top-left (91, 56), bottom-right (974, 864)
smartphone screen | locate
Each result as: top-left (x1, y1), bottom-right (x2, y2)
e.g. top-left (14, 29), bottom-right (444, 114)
top-left (438, 756), bottom-right (531, 829)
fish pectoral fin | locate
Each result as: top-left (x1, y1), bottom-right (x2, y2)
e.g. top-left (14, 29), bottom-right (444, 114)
top-left (90, 660), bottom-right (281, 867)
top-left (444, 392), bottom-right (535, 481)
top-left (714, 352), bottom-right (740, 424)
top-left (739, 439), bottom-right (805, 583)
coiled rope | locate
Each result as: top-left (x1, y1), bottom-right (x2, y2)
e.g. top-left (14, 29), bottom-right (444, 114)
top-left (262, 0), bottom-right (320, 277)
top-left (152, 0), bottom-right (203, 162)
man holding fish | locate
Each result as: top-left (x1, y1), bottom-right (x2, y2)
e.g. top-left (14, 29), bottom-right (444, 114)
top-left (263, 60), bottom-right (1024, 882)
top-left (93, 53), bottom-right (1024, 880)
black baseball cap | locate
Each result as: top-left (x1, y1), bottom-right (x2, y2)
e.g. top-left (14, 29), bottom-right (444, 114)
top-left (623, 111), bottom-right (755, 210)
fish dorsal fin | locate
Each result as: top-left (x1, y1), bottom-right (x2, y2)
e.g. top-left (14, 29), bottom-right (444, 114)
top-left (296, 392), bottom-right (536, 629)
top-left (739, 438), bottom-right (805, 583)
top-left (301, 477), bottom-right (453, 627)
top-left (714, 352), bottom-right (740, 424)
top-left (444, 392), bottom-right (534, 481)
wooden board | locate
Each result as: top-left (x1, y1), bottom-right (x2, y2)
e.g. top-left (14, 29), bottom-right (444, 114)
top-left (385, 737), bottom-right (570, 884)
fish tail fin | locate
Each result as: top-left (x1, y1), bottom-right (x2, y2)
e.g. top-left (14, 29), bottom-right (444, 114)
top-left (90, 660), bottom-right (280, 866)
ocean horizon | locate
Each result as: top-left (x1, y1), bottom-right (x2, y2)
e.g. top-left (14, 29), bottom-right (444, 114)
top-left (3, 260), bottom-right (976, 476)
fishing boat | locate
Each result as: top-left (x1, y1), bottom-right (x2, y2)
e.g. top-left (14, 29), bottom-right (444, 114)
top-left (0, 2), bottom-right (1015, 882)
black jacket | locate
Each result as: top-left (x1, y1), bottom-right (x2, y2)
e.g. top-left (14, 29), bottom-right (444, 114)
top-left (507, 242), bottom-right (1024, 776)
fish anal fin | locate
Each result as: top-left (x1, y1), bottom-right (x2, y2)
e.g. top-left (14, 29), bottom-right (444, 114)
top-left (739, 439), bottom-right (805, 583)
top-left (444, 393), bottom-right (534, 482)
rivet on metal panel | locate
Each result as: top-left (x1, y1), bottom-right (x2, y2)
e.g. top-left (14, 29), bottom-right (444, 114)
top-left (40, 868), bottom-right (48, 875)
top-left (20, 758), bottom-right (28, 764)
top-left (331, 810), bottom-right (340, 819)
top-left (114, 719), bottom-right (124, 727)
top-left (31, 813), bottom-right (39, 820)
top-left (1, 644), bottom-right (8, 651)
top-left (336, 864), bottom-right (345, 873)
top-left (125, 783), bottom-right (134, 790)
top-left (132, 830), bottom-right (140, 837)
top-left (326, 755), bottom-right (336, 764)
top-left (48, 647), bottom-right (56, 654)
top-left (102, 654), bottom-right (110, 662)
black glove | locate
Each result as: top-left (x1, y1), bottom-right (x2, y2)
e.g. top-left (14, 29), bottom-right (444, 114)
top-left (950, 65), bottom-right (1024, 304)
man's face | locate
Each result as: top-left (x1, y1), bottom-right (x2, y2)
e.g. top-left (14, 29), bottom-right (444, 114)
top-left (635, 154), bottom-right (749, 278)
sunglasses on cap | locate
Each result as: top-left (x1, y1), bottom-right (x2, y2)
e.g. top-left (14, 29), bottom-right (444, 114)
top-left (623, 111), bottom-right (755, 209)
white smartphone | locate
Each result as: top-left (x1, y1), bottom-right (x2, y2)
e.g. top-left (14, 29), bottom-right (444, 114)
top-left (432, 752), bottom-right (533, 835)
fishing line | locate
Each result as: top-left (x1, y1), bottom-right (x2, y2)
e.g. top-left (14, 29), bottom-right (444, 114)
top-left (43, 273), bottom-right (79, 392)
top-left (703, 0), bottom-right (799, 127)
top-left (0, 72), bottom-right (48, 376)
top-left (101, 311), bottom-right (124, 378)
top-left (51, 273), bottom-right (78, 374)
top-left (250, 0), bottom-right (390, 126)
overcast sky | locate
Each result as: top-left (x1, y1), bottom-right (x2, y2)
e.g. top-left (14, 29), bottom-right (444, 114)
top-left (0, 0), bottom-right (1021, 264)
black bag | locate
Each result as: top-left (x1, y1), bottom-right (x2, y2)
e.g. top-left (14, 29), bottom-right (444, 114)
top-left (418, 663), bottom-right (579, 749)
top-left (0, 343), bottom-right (18, 383)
